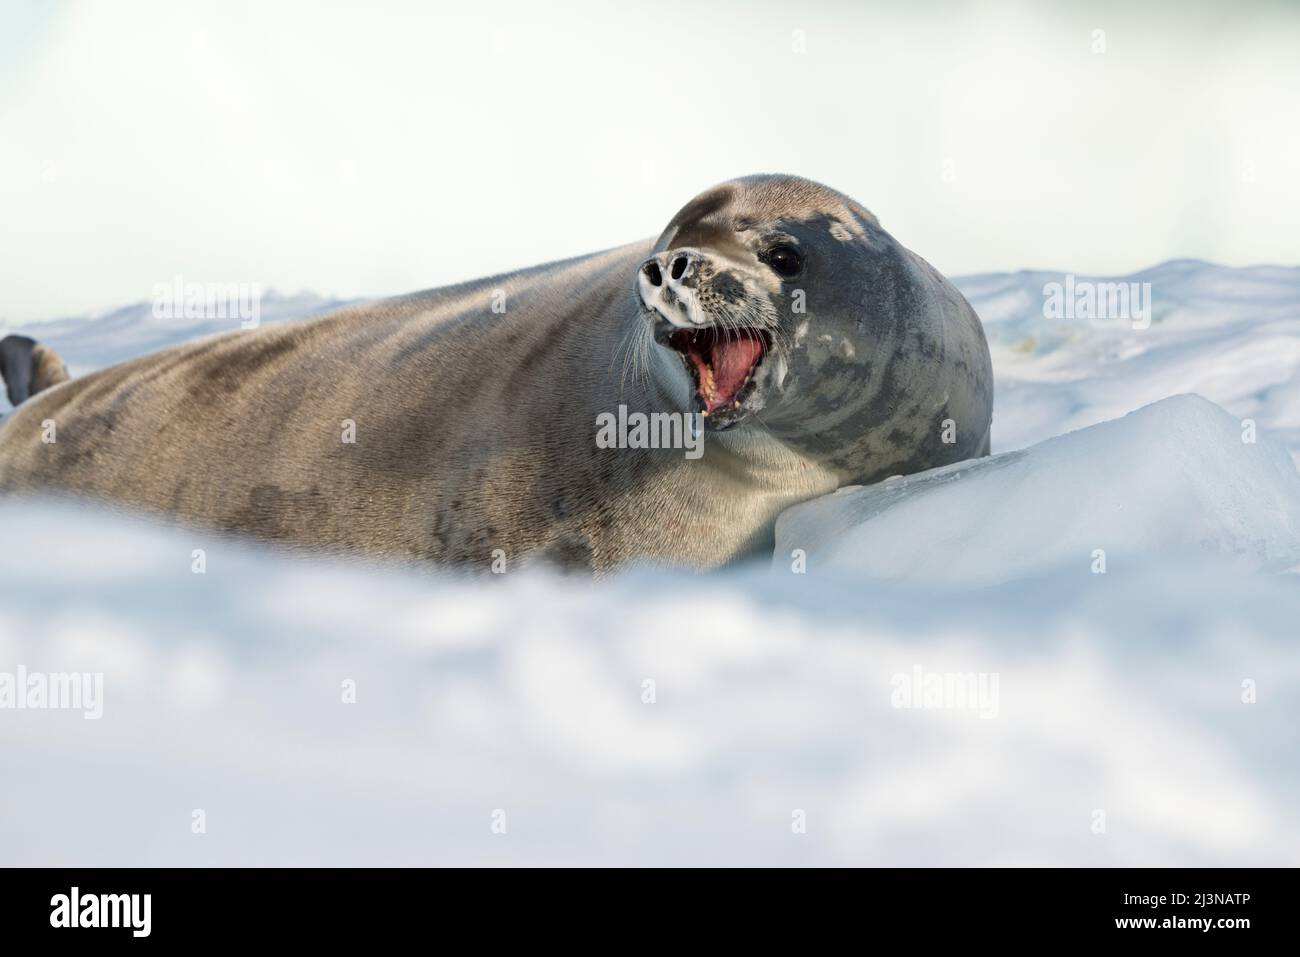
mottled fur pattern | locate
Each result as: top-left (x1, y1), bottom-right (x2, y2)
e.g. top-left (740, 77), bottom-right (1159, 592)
top-left (0, 175), bottom-right (993, 572)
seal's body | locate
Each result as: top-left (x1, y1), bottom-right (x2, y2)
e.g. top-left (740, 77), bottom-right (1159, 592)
top-left (0, 175), bottom-right (992, 572)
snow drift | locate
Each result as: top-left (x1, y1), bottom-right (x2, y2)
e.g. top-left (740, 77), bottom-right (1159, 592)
top-left (776, 394), bottom-right (1300, 584)
top-left (1, 497), bottom-right (1298, 866)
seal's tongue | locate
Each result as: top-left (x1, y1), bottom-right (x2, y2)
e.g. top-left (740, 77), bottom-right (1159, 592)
top-left (674, 329), bottom-right (766, 413)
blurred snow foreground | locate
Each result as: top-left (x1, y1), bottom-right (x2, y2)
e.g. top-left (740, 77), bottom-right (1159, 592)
top-left (3, 260), bottom-right (1300, 866)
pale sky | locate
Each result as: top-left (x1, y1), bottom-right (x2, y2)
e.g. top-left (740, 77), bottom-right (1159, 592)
top-left (3, 0), bottom-right (1299, 323)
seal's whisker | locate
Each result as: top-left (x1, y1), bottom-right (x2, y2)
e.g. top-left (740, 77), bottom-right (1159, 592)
top-left (613, 319), bottom-right (653, 399)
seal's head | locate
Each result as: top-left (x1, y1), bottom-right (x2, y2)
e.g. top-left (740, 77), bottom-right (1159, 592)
top-left (637, 175), bottom-right (843, 430)
top-left (636, 174), bottom-right (992, 479)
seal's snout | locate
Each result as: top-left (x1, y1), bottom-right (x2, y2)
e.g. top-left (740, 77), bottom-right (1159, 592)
top-left (637, 248), bottom-right (711, 328)
top-left (641, 250), bottom-right (703, 288)
top-left (636, 244), bottom-right (783, 429)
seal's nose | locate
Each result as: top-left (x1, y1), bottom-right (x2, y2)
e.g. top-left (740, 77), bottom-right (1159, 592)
top-left (641, 249), bottom-right (704, 289)
top-left (638, 248), bottom-right (710, 325)
top-left (667, 250), bottom-right (703, 288)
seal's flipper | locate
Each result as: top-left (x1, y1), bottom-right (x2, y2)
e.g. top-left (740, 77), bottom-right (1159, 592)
top-left (0, 335), bottom-right (69, 408)
top-left (0, 335), bottom-right (34, 406)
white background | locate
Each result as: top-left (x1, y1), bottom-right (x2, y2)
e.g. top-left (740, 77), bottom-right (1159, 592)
top-left (2, 0), bottom-right (1299, 323)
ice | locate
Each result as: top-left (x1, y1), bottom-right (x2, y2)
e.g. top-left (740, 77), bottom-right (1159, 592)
top-left (775, 394), bottom-right (1300, 585)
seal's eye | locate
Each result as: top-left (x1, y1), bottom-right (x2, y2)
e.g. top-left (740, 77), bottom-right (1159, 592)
top-left (761, 244), bottom-right (803, 280)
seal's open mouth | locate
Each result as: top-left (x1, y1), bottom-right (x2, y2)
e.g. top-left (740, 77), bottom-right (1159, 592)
top-left (664, 327), bottom-right (770, 416)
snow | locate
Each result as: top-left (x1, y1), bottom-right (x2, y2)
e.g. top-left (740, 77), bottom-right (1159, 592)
top-left (974, 261), bottom-right (1300, 464)
top-left (0, 291), bottom-right (352, 378)
top-left (2, 260), bottom-right (1300, 865)
top-left (776, 394), bottom-right (1300, 584)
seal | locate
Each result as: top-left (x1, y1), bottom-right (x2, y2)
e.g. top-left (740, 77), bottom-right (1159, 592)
top-left (0, 174), bottom-right (993, 572)
top-left (0, 334), bottom-right (69, 408)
